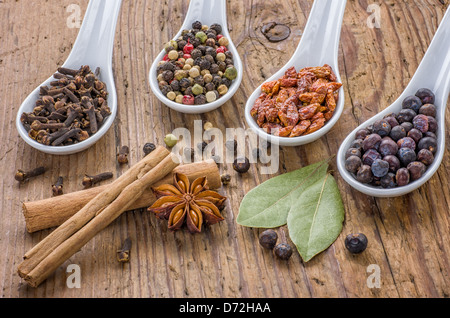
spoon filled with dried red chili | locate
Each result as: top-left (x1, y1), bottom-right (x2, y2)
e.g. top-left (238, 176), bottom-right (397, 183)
top-left (245, 0), bottom-right (347, 146)
top-left (337, 7), bottom-right (450, 197)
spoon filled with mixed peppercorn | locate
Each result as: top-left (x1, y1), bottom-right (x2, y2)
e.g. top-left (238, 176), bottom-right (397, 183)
top-left (15, 0), bottom-right (122, 155)
top-left (149, 0), bottom-right (243, 114)
top-left (244, 0), bottom-right (347, 146)
top-left (337, 7), bottom-right (450, 197)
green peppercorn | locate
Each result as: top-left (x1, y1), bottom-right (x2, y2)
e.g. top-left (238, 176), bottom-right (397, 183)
top-left (164, 134), bottom-right (178, 148)
top-left (195, 31), bottom-right (207, 44)
top-left (192, 83), bottom-right (204, 95)
top-left (224, 67), bottom-right (237, 80)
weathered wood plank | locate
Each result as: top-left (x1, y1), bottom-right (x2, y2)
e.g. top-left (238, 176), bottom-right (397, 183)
top-left (0, 0), bottom-right (448, 298)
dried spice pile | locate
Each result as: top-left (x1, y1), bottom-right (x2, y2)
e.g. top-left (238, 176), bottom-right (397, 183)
top-left (156, 21), bottom-right (237, 105)
top-left (20, 65), bottom-right (111, 146)
top-left (250, 64), bottom-right (342, 138)
top-left (345, 88), bottom-right (438, 188)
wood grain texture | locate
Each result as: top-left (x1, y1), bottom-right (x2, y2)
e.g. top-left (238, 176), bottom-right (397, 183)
top-left (0, 0), bottom-right (449, 298)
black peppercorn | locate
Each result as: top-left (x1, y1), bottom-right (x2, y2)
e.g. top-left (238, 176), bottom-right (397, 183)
top-left (199, 59), bottom-right (211, 70)
top-left (345, 233), bottom-right (368, 254)
top-left (158, 80), bottom-right (169, 89)
top-left (194, 76), bottom-right (204, 86)
top-left (205, 38), bottom-right (216, 47)
top-left (162, 70), bottom-right (174, 82)
top-left (177, 39), bottom-right (187, 51)
top-left (225, 51), bottom-right (233, 59)
top-left (221, 174), bottom-right (231, 185)
top-left (160, 85), bottom-right (172, 96)
top-left (170, 80), bottom-right (180, 91)
top-left (210, 23), bottom-right (222, 34)
top-left (161, 62), bottom-right (175, 72)
top-left (184, 86), bottom-right (194, 96)
top-left (212, 75), bottom-right (222, 86)
top-left (221, 78), bottom-right (232, 88)
top-left (192, 21), bottom-right (202, 30)
top-left (217, 61), bottom-right (227, 72)
top-left (195, 94), bottom-right (206, 105)
top-left (194, 57), bottom-right (203, 66)
top-left (191, 49), bottom-right (202, 60)
top-left (143, 143), bottom-right (156, 156)
top-left (179, 78), bottom-right (191, 89)
top-left (259, 230), bottom-right (278, 250)
top-left (205, 47), bottom-right (217, 58)
top-left (233, 157), bottom-right (250, 173)
top-left (197, 45), bottom-right (206, 55)
top-left (274, 243), bottom-right (293, 260)
top-left (205, 82), bottom-right (215, 92)
top-left (191, 37), bottom-right (201, 47)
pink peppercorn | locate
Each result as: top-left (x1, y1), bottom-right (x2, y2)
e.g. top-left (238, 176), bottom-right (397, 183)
top-left (183, 54), bottom-right (192, 59)
top-left (183, 40), bottom-right (194, 55)
top-left (163, 54), bottom-right (169, 61)
top-left (183, 95), bottom-right (195, 105)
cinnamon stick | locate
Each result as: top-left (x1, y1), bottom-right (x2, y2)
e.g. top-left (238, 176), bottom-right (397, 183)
top-left (18, 146), bottom-right (170, 281)
top-left (22, 160), bottom-right (221, 233)
top-left (19, 151), bottom-right (179, 287)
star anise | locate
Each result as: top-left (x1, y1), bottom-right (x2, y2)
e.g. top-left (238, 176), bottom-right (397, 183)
top-left (148, 173), bottom-right (226, 233)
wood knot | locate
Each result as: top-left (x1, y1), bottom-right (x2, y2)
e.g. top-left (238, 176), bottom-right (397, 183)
top-left (261, 22), bottom-right (291, 42)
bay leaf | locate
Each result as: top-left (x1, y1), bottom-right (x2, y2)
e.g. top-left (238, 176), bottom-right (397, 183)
top-left (287, 173), bottom-right (345, 262)
top-left (237, 160), bottom-right (329, 228)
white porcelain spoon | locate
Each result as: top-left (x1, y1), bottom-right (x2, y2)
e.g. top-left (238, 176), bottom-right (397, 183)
top-left (15, 0), bottom-right (122, 155)
top-left (337, 7), bottom-right (450, 198)
top-left (244, 0), bottom-right (347, 147)
top-left (148, 0), bottom-right (243, 114)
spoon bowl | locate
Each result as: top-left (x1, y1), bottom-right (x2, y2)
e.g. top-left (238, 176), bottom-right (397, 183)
top-left (244, 0), bottom-right (347, 147)
top-left (15, 0), bottom-right (122, 155)
top-left (149, 0), bottom-right (243, 114)
top-left (337, 7), bottom-right (450, 197)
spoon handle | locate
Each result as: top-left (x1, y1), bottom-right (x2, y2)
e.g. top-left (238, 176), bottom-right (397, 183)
top-left (291, 0), bottom-right (347, 66)
top-left (181, 0), bottom-right (227, 29)
top-left (406, 7), bottom-right (450, 108)
top-left (63, 0), bottom-right (122, 70)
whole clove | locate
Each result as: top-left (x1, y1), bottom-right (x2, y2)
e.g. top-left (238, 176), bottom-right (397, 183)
top-left (82, 172), bottom-right (113, 188)
top-left (21, 65), bottom-right (111, 147)
top-left (117, 146), bottom-right (129, 164)
top-left (117, 238), bottom-right (132, 263)
top-left (52, 177), bottom-right (64, 196)
top-left (15, 167), bottom-right (46, 183)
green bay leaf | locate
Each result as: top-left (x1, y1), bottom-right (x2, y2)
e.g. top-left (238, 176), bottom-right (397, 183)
top-left (287, 173), bottom-right (345, 262)
top-left (237, 160), bottom-right (329, 228)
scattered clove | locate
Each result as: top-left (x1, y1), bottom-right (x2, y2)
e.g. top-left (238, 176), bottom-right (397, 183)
top-left (117, 238), bottom-right (132, 263)
top-left (15, 167), bottom-right (46, 183)
top-left (117, 146), bottom-right (129, 164)
top-left (82, 172), bottom-right (113, 188)
top-left (21, 65), bottom-right (111, 147)
top-left (52, 177), bottom-right (64, 196)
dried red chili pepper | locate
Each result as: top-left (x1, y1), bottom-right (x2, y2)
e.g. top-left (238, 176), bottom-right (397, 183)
top-left (251, 64), bottom-right (342, 138)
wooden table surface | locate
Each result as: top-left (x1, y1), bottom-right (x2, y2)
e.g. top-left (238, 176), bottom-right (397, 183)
top-left (1, 0), bottom-right (449, 298)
